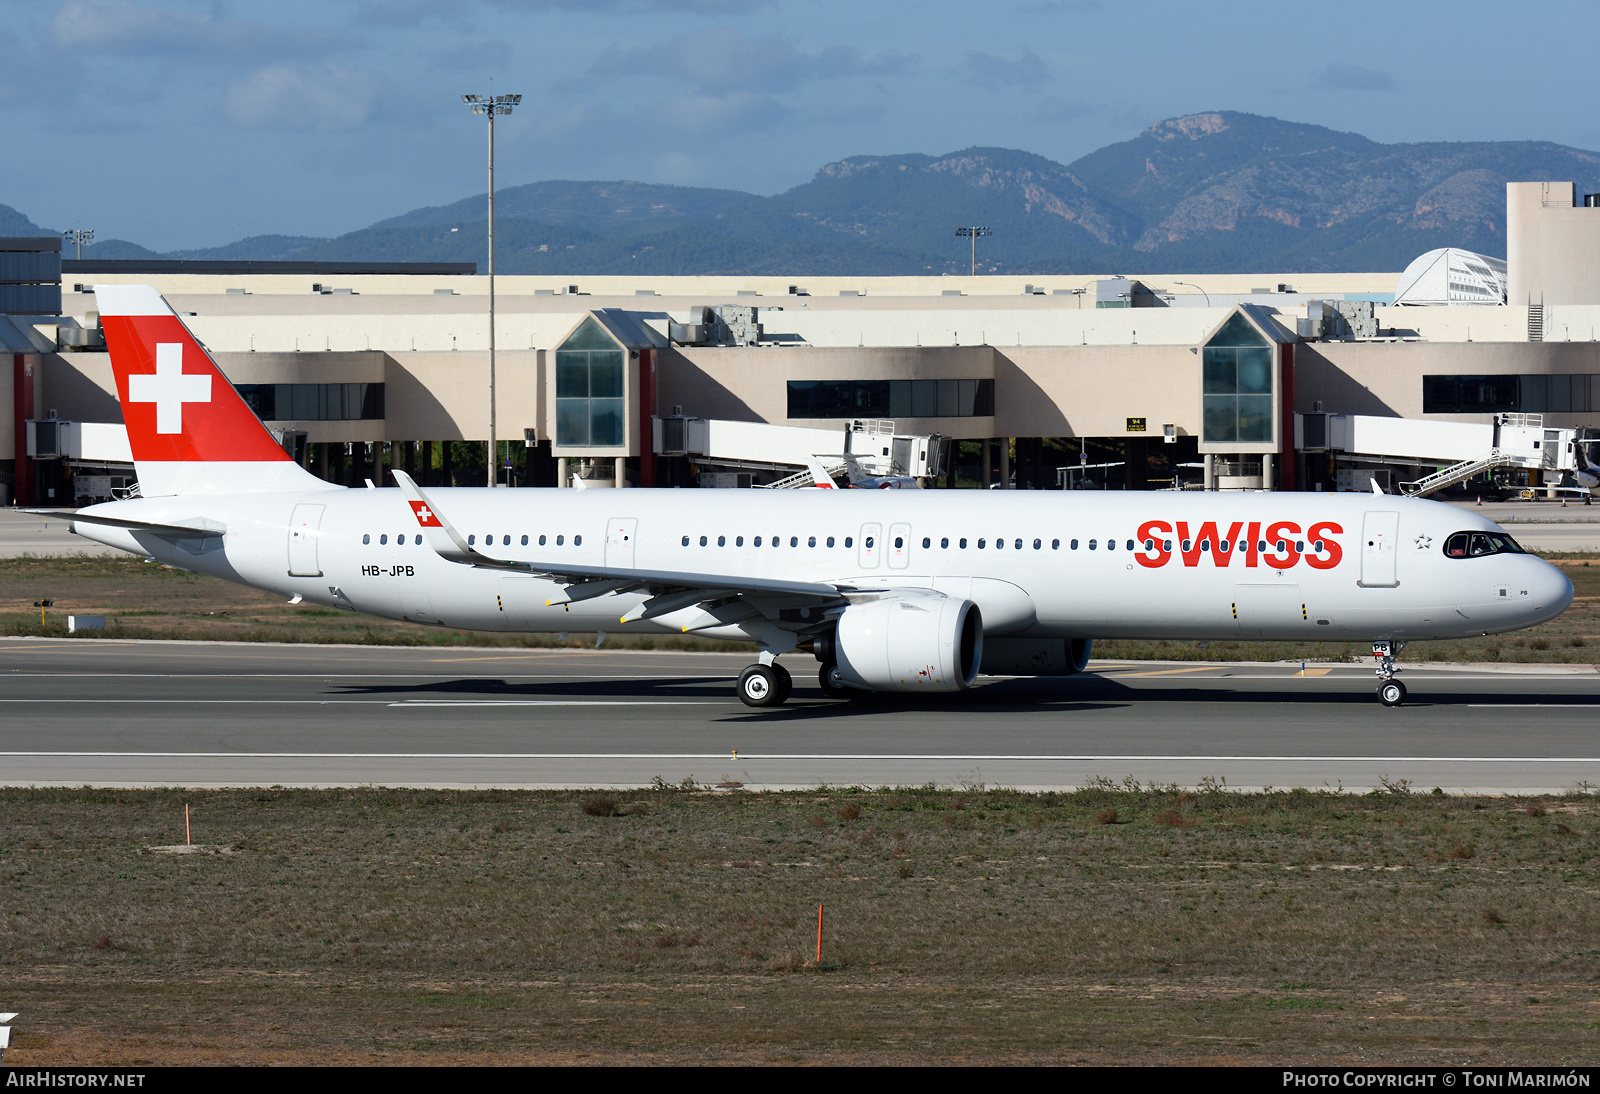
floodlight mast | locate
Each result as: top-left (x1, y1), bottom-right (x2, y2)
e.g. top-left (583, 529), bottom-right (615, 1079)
top-left (64, 228), bottom-right (93, 260)
top-left (460, 89), bottom-right (522, 485)
top-left (954, 226), bottom-right (992, 277)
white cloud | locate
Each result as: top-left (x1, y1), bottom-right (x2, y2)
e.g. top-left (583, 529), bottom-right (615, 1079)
top-left (45, 0), bottom-right (353, 59)
top-left (222, 64), bottom-right (383, 131)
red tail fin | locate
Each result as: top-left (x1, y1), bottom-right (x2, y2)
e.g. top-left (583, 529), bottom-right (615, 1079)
top-left (95, 284), bottom-right (329, 495)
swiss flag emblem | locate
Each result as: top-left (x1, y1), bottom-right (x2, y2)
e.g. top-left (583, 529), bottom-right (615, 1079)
top-left (409, 500), bottom-right (442, 527)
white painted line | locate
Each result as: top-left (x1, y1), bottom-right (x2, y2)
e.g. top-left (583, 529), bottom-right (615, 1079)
top-left (0, 673), bottom-right (714, 680)
top-left (1, 752), bottom-right (1597, 763)
top-left (390, 701), bottom-right (725, 708)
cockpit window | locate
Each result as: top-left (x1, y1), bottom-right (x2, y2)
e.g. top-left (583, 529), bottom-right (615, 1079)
top-left (1444, 530), bottom-right (1526, 558)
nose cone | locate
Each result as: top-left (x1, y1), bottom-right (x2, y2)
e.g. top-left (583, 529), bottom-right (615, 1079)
top-left (1529, 558), bottom-right (1574, 625)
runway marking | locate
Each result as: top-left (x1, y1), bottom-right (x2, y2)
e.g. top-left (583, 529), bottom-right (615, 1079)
top-left (390, 701), bottom-right (725, 708)
top-left (2, 752), bottom-right (1597, 763)
top-left (1294, 668), bottom-right (1332, 677)
top-left (0, 673), bottom-right (715, 680)
top-left (1108, 666), bottom-right (1221, 678)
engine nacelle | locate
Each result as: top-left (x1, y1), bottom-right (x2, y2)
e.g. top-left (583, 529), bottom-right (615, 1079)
top-left (979, 637), bottom-right (1093, 676)
top-left (833, 596), bottom-right (982, 693)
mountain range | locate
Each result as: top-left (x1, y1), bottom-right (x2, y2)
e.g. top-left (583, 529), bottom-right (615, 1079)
top-left (13, 112), bottom-right (1600, 275)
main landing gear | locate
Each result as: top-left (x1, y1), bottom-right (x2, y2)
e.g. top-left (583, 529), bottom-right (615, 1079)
top-left (1373, 640), bottom-right (1407, 707)
top-left (736, 662), bottom-right (792, 707)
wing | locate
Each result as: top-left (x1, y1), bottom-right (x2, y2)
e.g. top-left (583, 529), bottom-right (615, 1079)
top-left (391, 471), bottom-right (850, 629)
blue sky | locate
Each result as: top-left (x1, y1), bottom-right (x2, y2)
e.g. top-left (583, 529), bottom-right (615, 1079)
top-left (2, 0), bottom-right (1596, 251)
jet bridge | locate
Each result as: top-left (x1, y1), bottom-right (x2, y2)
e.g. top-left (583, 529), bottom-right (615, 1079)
top-left (1296, 412), bottom-right (1582, 497)
top-left (652, 415), bottom-right (948, 487)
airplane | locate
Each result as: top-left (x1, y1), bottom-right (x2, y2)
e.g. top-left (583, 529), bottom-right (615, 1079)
top-left (803, 455), bottom-right (918, 490)
top-left (1574, 438), bottom-right (1599, 502)
top-left (47, 284), bottom-right (1574, 709)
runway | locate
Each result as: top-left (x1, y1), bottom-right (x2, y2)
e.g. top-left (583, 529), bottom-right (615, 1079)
top-left (2, 638), bottom-right (1597, 793)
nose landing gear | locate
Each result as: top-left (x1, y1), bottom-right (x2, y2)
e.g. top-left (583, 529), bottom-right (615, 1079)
top-left (1373, 640), bottom-right (1407, 706)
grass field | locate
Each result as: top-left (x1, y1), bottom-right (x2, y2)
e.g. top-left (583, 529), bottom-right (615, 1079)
top-left (3, 554), bottom-right (1599, 663)
top-left (2, 785), bottom-right (1597, 1065)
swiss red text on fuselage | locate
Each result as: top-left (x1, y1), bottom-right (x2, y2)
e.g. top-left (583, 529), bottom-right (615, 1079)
top-left (1134, 520), bottom-right (1344, 570)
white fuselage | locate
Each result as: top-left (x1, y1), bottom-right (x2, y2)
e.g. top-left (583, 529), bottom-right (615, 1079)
top-left (74, 487), bottom-right (1572, 644)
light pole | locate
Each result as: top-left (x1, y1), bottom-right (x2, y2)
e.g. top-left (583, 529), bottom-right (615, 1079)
top-left (955, 226), bottom-right (991, 277)
top-left (64, 228), bottom-right (93, 259)
top-left (461, 89), bottom-right (520, 486)
top-left (1172, 279), bottom-right (1211, 306)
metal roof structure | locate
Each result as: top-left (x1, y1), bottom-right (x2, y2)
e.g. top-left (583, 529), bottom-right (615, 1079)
top-left (1393, 248), bottom-right (1507, 306)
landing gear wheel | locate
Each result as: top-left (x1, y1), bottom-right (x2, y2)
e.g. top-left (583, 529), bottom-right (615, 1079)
top-left (1378, 680), bottom-right (1407, 707)
top-left (818, 662), bottom-right (856, 699)
top-left (770, 662), bottom-right (793, 705)
top-left (737, 664), bottom-right (787, 708)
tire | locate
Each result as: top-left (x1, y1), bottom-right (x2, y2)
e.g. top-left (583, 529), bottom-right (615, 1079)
top-left (1378, 680), bottom-right (1406, 707)
top-left (737, 664), bottom-right (785, 708)
top-left (818, 662), bottom-right (856, 699)
top-left (771, 662), bottom-right (793, 705)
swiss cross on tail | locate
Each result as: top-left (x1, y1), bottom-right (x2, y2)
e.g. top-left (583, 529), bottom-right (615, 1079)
top-left (409, 501), bottom-right (443, 527)
top-left (95, 284), bottom-right (291, 465)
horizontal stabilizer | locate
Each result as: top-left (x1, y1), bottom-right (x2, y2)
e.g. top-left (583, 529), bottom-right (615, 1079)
top-left (24, 509), bottom-right (227, 538)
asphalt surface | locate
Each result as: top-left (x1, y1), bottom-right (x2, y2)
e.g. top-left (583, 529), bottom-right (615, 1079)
top-left (2, 638), bottom-right (1597, 793)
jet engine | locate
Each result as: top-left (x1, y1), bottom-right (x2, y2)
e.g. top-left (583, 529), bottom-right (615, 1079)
top-left (829, 595), bottom-right (982, 693)
top-left (979, 637), bottom-right (1093, 676)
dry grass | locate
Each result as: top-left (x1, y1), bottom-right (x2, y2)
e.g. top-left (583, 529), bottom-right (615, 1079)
top-left (4, 785), bottom-right (1598, 1065)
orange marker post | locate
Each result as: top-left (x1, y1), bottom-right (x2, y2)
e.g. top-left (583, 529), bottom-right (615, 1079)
top-left (185, 803), bottom-right (191, 846)
top-left (816, 904), bottom-right (823, 963)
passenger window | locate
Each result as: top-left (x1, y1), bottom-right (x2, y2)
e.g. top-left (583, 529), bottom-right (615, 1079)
top-left (521, 535), bottom-right (529, 546)
top-left (1182, 540), bottom-right (1191, 551)
top-left (1033, 538), bottom-right (1041, 550)
top-left (1144, 539), bottom-right (1154, 550)
top-left (754, 536), bottom-right (762, 546)
top-left (415, 535), bottom-right (422, 546)
top-left (1200, 540), bottom-right (1209, 552)
top-left (893, 537), bottom-right (903, 549)
top-left (1014, 539), bottom-right (1022, 550)
top-left (1314, 540), bottom-right (1324, 552)
top-left (995, 538), bottom-right (1003, 549)
top-left (827, 537), bottom-right (835, 547)
top-left (978, 538), bottom-right (986, 549)
top-left (865, 536), bottom-right (874, 548)
top-left (1125, 540), bottom-right (1134, 551)
top-left (1089, 539), bottom-right (1097, 550)
top-left (539, 535), bottom-right (547, 546)
top-left (736, 536), bottom-right (744, 546)
top-left (574, 535), bottom-right (581, 546)
top-left (809, 536), bottom-right (818, 547)
top-left (1070, 539), bottom-right (1078, 550)
top-left (1051, 539), bottom-right (1059, 550)
top-left (700, 536), bottom-right (708, 546)
top-left (1108, 539), bottom-right (1117, 551)
top-left (923, 537), bottom-right (931, 549)
top-left (1218, 540), bottom-right (1229, 552)
top-left (1257, 540), bottom-right (1266, 552)
top-left (1295, 541), bottom-right (1304, 552)
top-left (717, 536), bottom-right (726, 547)
top-left (557, 535), bottom-right (565, 546)
top-left (362, 534), bottom-right (370, 545)
top-left (845, 537), bottom-right (853, 548)
top-left (959, 538), bottom-right (967, 549)
top-left (773, 536), bottom-right (780, 547)
top-left (1275, 540), bottom-right (1286, 552)
top-left (790, 536), bottom-right (799, 547)
top-left (1164, 539), bottom-right (1172, 550)
top-left (942, 537), bottom-right (950, 549)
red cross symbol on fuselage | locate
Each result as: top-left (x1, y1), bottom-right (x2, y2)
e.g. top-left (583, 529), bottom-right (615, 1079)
top-left (408, 501), bottom-right (441, 527)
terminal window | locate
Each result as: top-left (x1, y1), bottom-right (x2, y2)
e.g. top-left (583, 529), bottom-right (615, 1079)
top-left (787, 379), bottom-right (994, 419)
top-left (1201, 313), bottom-right (1273, 444)
top-left (556, 317), bottom-right (626, 447)
top-left (1423, 374), bottom-right (1599, 415)
top-left (237, 382), bottom-right (383, 421)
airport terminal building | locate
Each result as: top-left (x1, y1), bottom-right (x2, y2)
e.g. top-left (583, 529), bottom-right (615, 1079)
top-left (5, 181), bottom-right (1600, 504)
